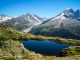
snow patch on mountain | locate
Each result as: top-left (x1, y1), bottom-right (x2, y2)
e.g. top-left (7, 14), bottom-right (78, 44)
top-left (23, 22), bottom-right (41, 32)
top-left (25, 17), bottom-right (33, 22)
top-left (65, 8), bottom-right (71, 11)
top-left (54, 13), bottom-right (66, 19)
top-left (32, 14), bottom-right (42, 23)
top-left (0, 14), bottom-right (18, 23)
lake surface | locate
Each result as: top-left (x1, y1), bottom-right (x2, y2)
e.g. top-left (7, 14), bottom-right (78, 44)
top-left (22, 40), bottom-right (72, 56)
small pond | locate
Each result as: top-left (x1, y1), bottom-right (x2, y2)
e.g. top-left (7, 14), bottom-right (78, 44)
top-left (22, 40), bottom-right (72, 56)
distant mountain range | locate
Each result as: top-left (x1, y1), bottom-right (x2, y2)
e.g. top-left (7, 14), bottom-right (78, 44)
top-left (0, 13), bottom-right (47, 31)
top-left (30, 8), bottom-right (80, 39)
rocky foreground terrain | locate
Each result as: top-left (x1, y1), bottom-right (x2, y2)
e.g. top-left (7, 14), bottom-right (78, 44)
top-left (0, 40), bottom-right (80, 60)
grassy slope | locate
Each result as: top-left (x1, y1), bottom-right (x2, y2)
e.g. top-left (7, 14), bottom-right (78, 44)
top-left (0, 23), bottom-right (50, 41)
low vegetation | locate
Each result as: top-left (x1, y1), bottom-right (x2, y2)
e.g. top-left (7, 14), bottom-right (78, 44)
top-left (60, 46), bottom-right (80, 56)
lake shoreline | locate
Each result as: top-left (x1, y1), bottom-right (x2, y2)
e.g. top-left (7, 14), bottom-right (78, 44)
top-left (21, 40), bottom-right (73, 57)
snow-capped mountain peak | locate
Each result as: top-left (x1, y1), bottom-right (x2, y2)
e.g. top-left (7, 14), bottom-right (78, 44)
top-left (64, 8), bottom-right (74, 16)
top-left (53, 8), bottom-right (75, 20)
top-left (0, 14), bottom-right (12, 22)
top-left (26, 13), bottom-right (30, 15)
top-left (65, 8), bottom-right (72, 11)
top-left (0, 14), bottom-right (18, 23)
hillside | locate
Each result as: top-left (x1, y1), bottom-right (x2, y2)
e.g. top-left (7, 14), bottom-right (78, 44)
top-left (0, 23), bottom-right (80, 60)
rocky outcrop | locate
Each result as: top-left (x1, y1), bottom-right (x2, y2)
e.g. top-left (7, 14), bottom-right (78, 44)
top-left (60, 46), bottom-right (80, 57)
top-left (0, 40), bottom-right (30, 56)
top-left (0, 40), bottom-right (30, 59)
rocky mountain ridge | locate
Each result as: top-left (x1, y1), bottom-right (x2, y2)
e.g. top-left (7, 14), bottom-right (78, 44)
top-left (2, 13), bottom-right (47, 31)
top-left (30, 8), bottom-right (80, 39)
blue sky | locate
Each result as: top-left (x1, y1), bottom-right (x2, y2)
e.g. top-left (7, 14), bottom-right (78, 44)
top-left (0, 0), bottom-right (80, 18)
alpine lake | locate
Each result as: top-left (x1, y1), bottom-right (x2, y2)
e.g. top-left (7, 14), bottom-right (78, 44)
top-left (21, 40), bottom-right (73, 56)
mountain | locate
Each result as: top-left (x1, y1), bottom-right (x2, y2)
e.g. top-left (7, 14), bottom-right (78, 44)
top-left (3, 13), bottom-right (47, 31)
top-left (30, 8), bottom-right (80, 39)
top-left (74, 9), bottom-right (80, 19)
top-left (52, 8), bottom-right (80, 20)
top-left (31, 14), bottom-right (47, 22)
top-left (53, 8), bottom-right (75, 19)
top-left (0, 14), bottom-right (13, 23)
top-left (0, 14), bottom-right (18, 23)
